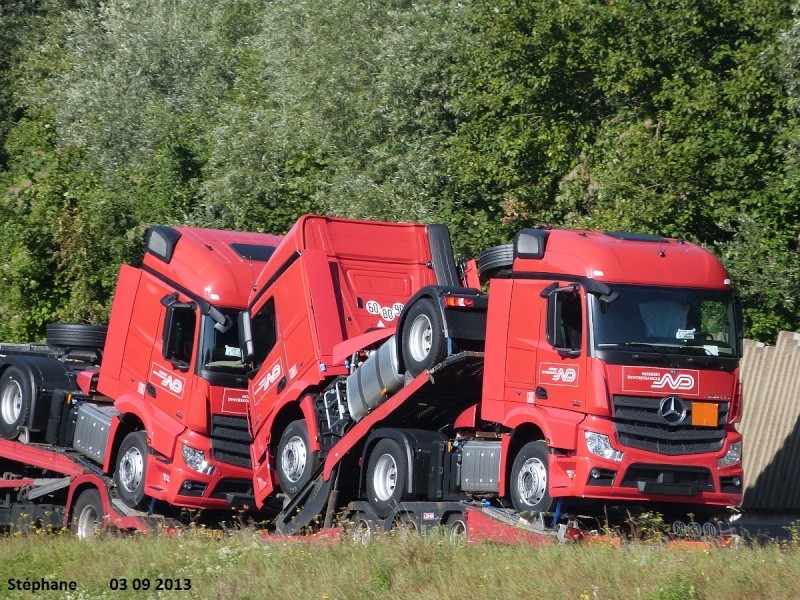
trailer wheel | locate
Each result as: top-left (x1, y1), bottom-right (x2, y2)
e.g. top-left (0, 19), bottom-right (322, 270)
top-left (446, 513), bottom-right (467, 544)
top-left (0, 367), bottom-right (31, 439)
top-left (46, 323), bottom-right (108, 350)
top-left (509, 441), bottom-right (555, 515)
top-left (401, 298), bottom-right (446, 377)
top-left (392, 513), bottom-right (419, 541)
top-left (114, 431), bottom-right (149, 509)
top-left (350, 513), bottom-right (373, 545)
top-left (71, 488), bottom-right (104, 539)
top-left (366, 438), bottom-right (411, 519)
top-left (276, 420), bottom-right (319, 498)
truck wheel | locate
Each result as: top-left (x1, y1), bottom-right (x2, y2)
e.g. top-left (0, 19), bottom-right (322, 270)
top-left (401, 298), bottom-right (446, 377)
top-left (509, 441), bottom-right (555, 515)
top-left (114, 431), bottom-right (149, 509)
top-left (350, 513), bottom-right (373, 545)
top-left (446, 513), bottom-right (467, 544)
top-left (0, 367), bottom-right (31, 440)
top-left (392, 513), bottom-right (419, 541)
top-left (476, 244), bottom-right (514, 282)
top-left (46, 323), bottom-right (108, 350)
top-left (71, 488), bottom-right (104, 539)
top-left (366, 438), bottom-right (411, 519)
top-left (276, 420), bottom-right (319, 498)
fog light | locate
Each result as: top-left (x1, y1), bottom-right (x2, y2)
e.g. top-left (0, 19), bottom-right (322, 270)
top-left (584, 431), bottom-right (624, 462)
top-left (717, 441), bottom-right (742, 467)
top-left (182, 444), bottom-right (215, 475)
top-left (732, 477), bottom-right (742, 487)
top-left (590, 468), bottom-right (602, 479)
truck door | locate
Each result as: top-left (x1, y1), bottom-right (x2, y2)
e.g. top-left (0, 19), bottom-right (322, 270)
top-left (535, 284), bottom-right (587, 413)
top-left (248, 295), bottom-right (285, 431)
top-left (147, 295), bottom-right (196, 425)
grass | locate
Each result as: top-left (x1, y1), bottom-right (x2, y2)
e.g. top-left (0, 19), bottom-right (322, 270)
top-left (1, 527), bottom-right (800, 599)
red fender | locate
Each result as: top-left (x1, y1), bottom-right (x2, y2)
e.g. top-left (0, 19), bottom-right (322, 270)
top-left (112, 393), bottom-right (185, 468)
top-left (502, 405), bottom-right (586, 452)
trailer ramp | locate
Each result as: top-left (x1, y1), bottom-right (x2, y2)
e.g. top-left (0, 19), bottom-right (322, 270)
top-left (275, 352), bottom-right (484, 535)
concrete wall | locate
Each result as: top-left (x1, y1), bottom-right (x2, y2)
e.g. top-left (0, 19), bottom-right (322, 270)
top-left (739, 331), bottom-right (800, 511)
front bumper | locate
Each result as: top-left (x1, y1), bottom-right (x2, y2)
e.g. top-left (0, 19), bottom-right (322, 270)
top-left (144, 430), bottom-right (257, 510)
top-left (548, 419), bottom-right (743, 507)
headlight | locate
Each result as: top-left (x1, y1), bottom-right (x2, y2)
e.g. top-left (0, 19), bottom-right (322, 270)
top-left (584, 431), bottom-right (624, 462)
top-left (182, 444), bottom-right (215, 475)
top-left (718, 441), bottom-right (742, 467)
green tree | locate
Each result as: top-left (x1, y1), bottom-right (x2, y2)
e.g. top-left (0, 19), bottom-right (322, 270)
top-left (0, 108), bottom-right (138, 341)
top-left (447, 0), bottom-right (798, 340)
top-left (202, 0), bottom-right (463, 235)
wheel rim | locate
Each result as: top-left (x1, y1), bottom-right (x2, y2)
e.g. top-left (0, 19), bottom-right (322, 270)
top-left (280, 435), bottom-right (307, 484)
top-left (394, 514), bottom-right (418, 540)
top-left (1, 379), bottom-right (23, 425)
top-left (76, 504), bottom-right (99, 539)
top-left (119, 446), bottom-right (144, 493)
top-left (517, 456), bottom-right (547, 507)
top-left (408, 313), bottom-right (433, 363)
top-left (449, 519), bottom-right (467, 543)
top-left (353, 519), bottom-right (371, 545)
top-left (372, 453), bottom-right (398, 501)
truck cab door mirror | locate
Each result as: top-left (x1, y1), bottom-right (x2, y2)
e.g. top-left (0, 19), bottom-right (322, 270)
top-left (239, 311), bottom-right (255, 367)
top-left (205, 304), bottom-right (232, 333)
top-left (734, 295), bottom-right (744, 357)
top-left (545, 287), bottom-right (583, 357)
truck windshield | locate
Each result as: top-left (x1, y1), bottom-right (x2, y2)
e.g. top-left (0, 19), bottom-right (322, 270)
top-left (591, 286), bottom-right (738, 357)
top-left (198, 308), bottom-right (247, 376)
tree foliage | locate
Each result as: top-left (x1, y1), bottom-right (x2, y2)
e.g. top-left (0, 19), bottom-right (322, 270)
top-left (0, 0), bottom-right (798, 342)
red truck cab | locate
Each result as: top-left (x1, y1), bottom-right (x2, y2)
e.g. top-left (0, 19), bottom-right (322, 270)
top-left (94, 225), bottom-right (283, 510)
top-left (479, 229), bottom-right (743, 511)
top-left (240, 215), bottom-right (458, 507)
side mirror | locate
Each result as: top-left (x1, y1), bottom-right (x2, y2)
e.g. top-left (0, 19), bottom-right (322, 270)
top-left (206, 305), bottom-right (232, 333)
top-left (734, 296), bottom-right (744, 357)
top-left (239, 311), bottom-right (255, 365)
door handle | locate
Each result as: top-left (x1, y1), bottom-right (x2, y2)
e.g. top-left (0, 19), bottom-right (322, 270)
top-left (277, 376), bottom-right (288, 393)
top-left (146, 383), bottom-right (157, 398)
top-left (535, 386), bottom-right (548, 400)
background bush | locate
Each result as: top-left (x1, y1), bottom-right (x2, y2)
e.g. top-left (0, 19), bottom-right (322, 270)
top-left (1, 0), bottom-right (798, 342)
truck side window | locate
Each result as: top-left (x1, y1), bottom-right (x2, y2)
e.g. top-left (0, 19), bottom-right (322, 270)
top-left (251, 297), bottom-right (277, 369)
top-left (166, 307), bottom-right (196, 364)
top-left (555, 292), bottom-right (582, 352)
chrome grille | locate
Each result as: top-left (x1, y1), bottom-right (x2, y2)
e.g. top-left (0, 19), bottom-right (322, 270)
top-left (612, 395), bottom-right (728, 456)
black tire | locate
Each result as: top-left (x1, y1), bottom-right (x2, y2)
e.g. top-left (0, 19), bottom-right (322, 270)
top-left (401, 298), bottom-right (447, 377)
top-left (46, 323), bottom-right (108, 350)
top-left (114, 431), bottom-right (149, 509)
top-left (509, 441), bottom-right (555, 515)
top-left (70, 488), bottom-right (104, 539)
top-left (445, 513), bottom-right (467, 544)
top-left (0, 367), bottom-right (32, 440)
top-left (350, 512), bottom-right (373, 545)
top-left (366, 438), bottom-right (411, 519)
top-left (392, 513), bottom-right (419, 541)
top-left (276, 420), bottom-right (319, 498)
top-left (476, 244), bottom-right (514, 282)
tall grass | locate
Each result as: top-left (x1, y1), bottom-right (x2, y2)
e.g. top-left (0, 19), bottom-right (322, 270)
top-left (1, 528), bottom-right (799, 599)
